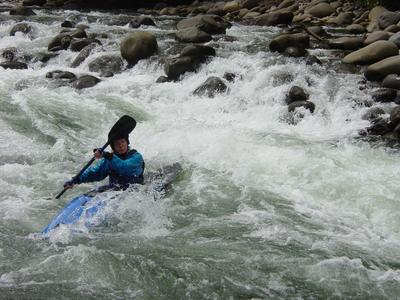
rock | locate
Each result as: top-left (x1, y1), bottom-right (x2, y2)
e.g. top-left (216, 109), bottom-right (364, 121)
top-left (61, 20), bottom-right (75, 28)
top-left (2, 47), bottom-right (17, 61)
top-left (120, 32), bottom-right (158, 66)
top-left (129, 16), bottom-right (156, 28)
top-left (223, 1), bottom-right (240, 13)
top-left (73, 75), bottom-right (101, 89)
top-left (346, 24), bottom-right (366, 34)
top-left (354, 10), bottom-right (369, 24)
top-left (288, 100), bottom-right (315, 113)
top-left (368, 6), bottom-right (388, 22)
top-left (329, 37), bottom-right (364, 50)
top-left (385, 24), bottom-right (400, 33)
top-left (156, 76), bottom-right (169, 83)
top-left (164, 56), bottom-right (201, 80)
top-left (391, 106), bottom-right (400, 126)
top-left (9, 6), bottom-right (36, 16)
top-left (88, 55), bottom-right (124, 77)
top-left (282, 46), bottom-right (307, 57)
top-left (176, 15), bottom-right (230, 35)
top-left (180, 44), bottom-right (216, 58)
top-left (343, 41), bottom-right (398, 65)
top-left (364, 31), bottom-right (390, 45)
top-left (365, 55), bottom-right (400, 81)
top-left (10, 23), bottom-right (32, 36)
top-left (175, 28), bottom-right (212, 43)
top-left (22, 0), bottom-right (46, 5)
top-left (71, 43), bottom-right (98, 67)
top-left (193, 76), bottom-right (227, 97)
top-left (223, 72), bottom-right (236, 82)
top-left (362, 107), bottom-right (385, 120)
top-left (70, 29), bottom-right (87, 39)
top-left (241, 0), bottom-right (259, 9)
top-left (306, 55), bottom-right (322, 65)
top-left (308, 26), bottom-right (327, 36)
top-left (382, 74), bottom-right (400, 90)
top-left (270, 33), bottom-right (309, 53)
top-left (286, 86), bottom-right (309, 104)
top-left (278, 0), bottom-right (295, 9)
top-left (371, 88), bottom-right (397, 102)
top-left (330, 12), bottom-right (354, 25)
top-left (388, 31), bottom-right (400, 48)
top-left (33, 52), bottom-right (58, 63)
top-left (46, 70), bottom-right (76, 81)
top-left (305, 2), bottom-right (334, 18)
top-left (48, 34), bottom-right (72, 51)
top-left (0, 61), bottom-right (28, 69)
top-left (207, 7), bottom-right (224, 16)
top-left (70, 38), bottom-right (101, 52)
top-left (254, 11), bottom-right (293, 26)
top-left (378, 11), bottom-right (400, 30)
top-left (367, 118), bottom-right (393, 135)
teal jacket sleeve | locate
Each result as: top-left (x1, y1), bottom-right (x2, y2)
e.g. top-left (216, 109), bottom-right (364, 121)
top-left (109, 152), bottom-right (143, 176)
top-left (76, 159), bottom-right (109, 183)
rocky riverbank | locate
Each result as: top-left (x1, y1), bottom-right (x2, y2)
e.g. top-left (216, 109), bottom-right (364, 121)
top-left (3, 0), bottom-right (400, 144)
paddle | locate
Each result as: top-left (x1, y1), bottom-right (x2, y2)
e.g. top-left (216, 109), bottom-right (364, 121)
top-left (55, 115), bottom-right (137, 199)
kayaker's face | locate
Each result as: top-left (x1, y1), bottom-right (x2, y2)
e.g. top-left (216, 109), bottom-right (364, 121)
top-left (113, 138), bottom-right (128, 155)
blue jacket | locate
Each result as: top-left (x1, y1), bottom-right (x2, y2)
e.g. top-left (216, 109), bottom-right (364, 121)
top-left (76, 149), bottom-right (144, 189)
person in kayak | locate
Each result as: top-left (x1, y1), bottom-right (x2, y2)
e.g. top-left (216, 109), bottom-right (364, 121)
top-left (64, 135), bottom-right (144, 190)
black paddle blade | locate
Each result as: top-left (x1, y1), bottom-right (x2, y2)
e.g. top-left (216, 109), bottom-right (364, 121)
top-left (108, 115), bottom-right (136, 142)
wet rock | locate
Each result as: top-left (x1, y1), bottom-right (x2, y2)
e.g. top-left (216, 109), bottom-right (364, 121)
top-left (382, 74), bottom-right (400, 90)
top-left (46, 70), bottom-right (77, 81)
top-left (70, 38), bottom-right (101, 52)
top-left (164, 56), bottom-right (201, 80)
top-left (33, 52), bottom-right (58, 63)
top-left (371, 88), bottom-right (397, 102)
top-left (305, 2), bottom-right (334, 18)
top-left (254, 11), bottom-right (293, 26)
top-left (207, 6), bottom-right (224, 16)
top-left (364, 55), bottom-right (400, 81)
top-left (88, 55), bottom-right (124, 77)
top-left (61, 20), bottom-right (75, 28)
top-left (346, 24), bottom-right (366, 34)
top-left (22, 0), bottom-right (46, 5)
top-left (367, 118), bottom-right (393, 135)
top-left (241, 0), bottom-right (259, 9)
top-left (388, 32), bottom-right (400, 48)
top-left (73, 75), bottom-right (100, 89)
top-left (364, 31), bottom-right (390, 45)
top-left (390, 106), bottom-right (400, 126)
top-left (9, 6), bottom-right (36, 16)
top-left (2, 47), bottom-right (17, 61)
top-left (129, 16), bottom-right (156, 28)
top-left (175, 28), bottom-right (212, 43)
top-left (278, 0), bottom-right (295, 9)
top-left (343, 41), bottom-right (398, 65)
top-left (223, 1), bottom-right (240, 13)
top-left (329, 37), bottom-right (364, 50)
top-left (180, 45), bottom-right (215, 59)
top-left (120, 31), bottom-right (158, 66)
top-left (378, 11), bottom-right (400, 30)
top-left (368, 6), bottom-right (388, 22)
top-left (176, 15), bottom-right (230, 35)
top-left (193, 76), bottom-right (227, 97)
top-left (156, 76), bottom-right (169, 83)
top-left (48, 34), bottom-right (72, 51)
top-left (288, 100), bottom-right (315, 113)
top-left (10, 23), bottom-right (32, 36)
top-left (308, 26), bottom-right (327, 36)
top-left (0, 61), bottom-right (28, 69)
top-left (286, 86), bottom-right (309, 104)
top-left (70, 29), bottom-right (87, 39)
top-left (362, 107), bottom-right (385, 121)
top-left (385, 24), bottom-right (400, 33)
top-left (329, 12), bottom-right (354, 25)
top-left (306, 55), bottom-right (322, 65)
top-left (282, 46), bottom-right (307, 57)
top-left (70, 43), bottom-right (98, 67)
top-left (270, 33), bottom-right (309, 53)
top-left (223, 72), bottom-right (236, 82)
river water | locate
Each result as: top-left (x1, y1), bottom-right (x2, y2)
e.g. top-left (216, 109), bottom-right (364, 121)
top-left (0, 7), bottom-right (399, 299)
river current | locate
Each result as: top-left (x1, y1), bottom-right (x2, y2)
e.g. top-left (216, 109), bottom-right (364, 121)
top-left (0, 7), bottom-right (399, 299)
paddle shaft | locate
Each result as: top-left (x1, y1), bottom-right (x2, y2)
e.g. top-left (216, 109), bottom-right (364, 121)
top-left (55, 142), bottom-right (110, 199)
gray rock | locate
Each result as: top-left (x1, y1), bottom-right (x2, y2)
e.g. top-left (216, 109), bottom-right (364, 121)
top-left (242, 0), bottom-right (259, 9)
top-left (255, 11), bottom-right (293, 26)
top-left (343, 40), bottom-right (398, 65)
top-left (46, 70), bottom-right (76, 81)
top-left (390, 106), bottom-right (400, 126)
top-left (70, 29), bottom-right (87, 39)
top-left (88, 55), bottom-right (124, 77)
top-left (129, 16), bottom-right (156, 28)
top-left (164, 56), bottom-right (201, 80)
top-left (48, 34), bottom-right (72, 51)
top-left (306, 55), bottom-right (322, 65)
top-left (308, 26), bottom-right (327, 36)
top-left (0, 61), bottom-right (28, 69)
top-left (305, 2), bottom-right (334, 18)
top-left (389, 31), bottom-right (400, 47)
top-left (346, 24), bottom-right (366, 34)
top-left (288, 100), bottom-right (315, 113)
top-left (371, 88), bottom-right (397, 102)
top-left (286, 86), bottom-right (309, 104)
top-left (364, 31), bottom-right (390, 45)
top-left (378, 11), bottom-right (400, 29)
top-left (282, 46), bottom-right (307, 57)
top-left (73, 75), bottom-right (101, 89)
top-left (33, 52), bottom-right (58, 63)
top-left (270, 33), bottom-right (310, 53)
top-left (9, 6), bottom-right (36, 16)
top-left (61, 20), bottom-right (75, 28)
top-left (367, 118), bottom-right (393, 135)
top-left (223, 72), bottom-right (236, 82)
top-left (180, 45), bottom-right (216, 59)
top-left (382, 74), bottom-right (400, 90)
top-left (384, 24), bottom-right (400, 33)
top-left (2, 47), bottom-right (17, 61)
top-left (331, 12), bottom-right (354, 25)
top-left (10, 23), bottom-right (32, 36)
top-left (329, 37), bottom-right (364, 50)
top-left (70, 38), bottom-right (101, 52)
top-left (175, 28), bottom-right (212, 43)
top-left (365, 55), bottom-right (400, 81)
top-left (176, 15), bottom-right (230, 35)
top-left (120, 31), bottom-right (158, 66)
top-left (362, 107), bottom-right (385, 120)
top-left (70, 43), bottom-right (98, 67)
top-left (156, 76), bottom-right (169, 83)
top-left (193, 76), bottom-right (227, 97)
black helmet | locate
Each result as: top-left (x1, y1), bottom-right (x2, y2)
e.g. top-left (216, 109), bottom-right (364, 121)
top-left (110, 135), bottom-right (130, 151)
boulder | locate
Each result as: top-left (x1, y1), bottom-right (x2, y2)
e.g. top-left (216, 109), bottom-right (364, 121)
top-left (308, 26), bottom-right (327, 36)
top-left (180, 44), bottom-right (216, 58)
top-left (365, 55), bottom-right (400, 81)
top-left (382, 74), bottom-right (400, 90)
top-left (0, 61), bottom-right (28, 69)
top-left (45, 70), bottom-right (76, 81)
top-left (1, 47), bottom-right (17, 61)
top-left (156, 76), bottom-right (169, 83)
top-left (368, 6), bottom-right (388, 22)
top-left (9, 6), bottom-right (36, 16)
top-left (193, 76), bottom-right (227, 97)
top-left (362, 107), bottom-right (385, 120)
top-left (305, 2), bottom-right (334, 18)
top-left (223, 72), bottom-right (236, 82)
top-left (286, 86), bottom-right (309, 104)
top-left (22, 0), bottom-right (46, 5)
top-left (255, 11), bottom-right (293, 26)
top-left (48, 34), bottom-right (72, 51)
top-left (10, 23), bottom-right (32, 36)
top-left (346, 24), bottom-right (366, 34)
top-left (69, 29), bottom-right (87, 39)
top-left (390, 106), bottom-right (400, 126)
top-left (371, 88), bottom-right (397, 102)
top-left (176, 15), bottom-right (230, 35)
top-left (120, 32), bottom-right (158, 66)
top-left (389, 32), bottom-right (400, 48)
top-left (129, 16), bottom-right (156, 28)
top-left (241, 0), bottom-right (259, 9)
top-left (88, 55), bottom-right (124, 77)
top-left (385, 24), bottom-right (400, 33)
top-left (378, 11), bottom-right (400, 30)
top-left (278, 0), bottom-right (295, 9)
top-left (223, 1), bottom-right (240, 13)
top-left (61, 20), bottom-right (75, 28)
top-left (330, 12), bottom-right (354, 25)
top-left (329, 37), bottom-right (364, 50)
top-left (33, 52), bottom-right (58, 63)
top-left (364, 31), bottom-right (390, 45)
top-left (269, 33), bottom-right (309, 53)
top-left (367, 118), bottom-right (393, 135)
top-left (282, 46), bottom-right (307, 57)
top-left (305, 55), bottom-right (322, 65)
top-left (73, 75), bottom-right (101, 89)
top-left (164, 56), bottom-right (201, 80)
top-left (343, 41), bottom-right (398, 65)
top-left (71, 43), bottom-right (98, 67)
top-left (288, 100), bottom-right (315, 113)
top-left (175, 28), bottom-right (212, 43)
top-left (70, 38), bottom-right (101, 52)
top-left (354, 10), bottom-right (369, 24)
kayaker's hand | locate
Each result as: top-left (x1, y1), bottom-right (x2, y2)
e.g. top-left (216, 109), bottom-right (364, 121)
top-left (93, 148), bottom-right (102, 159)
top-left (63, 179), bottom-right (75, 189)
top-left (102, 151), bottom-right (113, 160)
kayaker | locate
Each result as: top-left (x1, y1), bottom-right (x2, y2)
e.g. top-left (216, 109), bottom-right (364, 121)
top-left (63, 135), bottom-right (144, 190)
